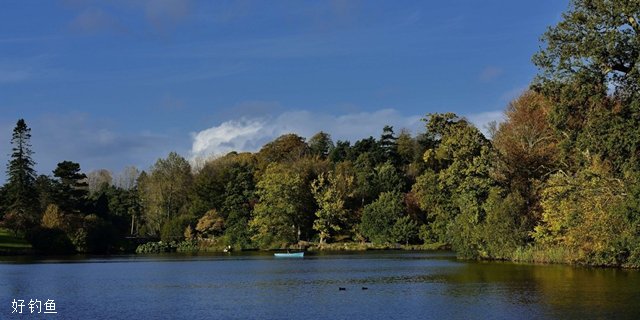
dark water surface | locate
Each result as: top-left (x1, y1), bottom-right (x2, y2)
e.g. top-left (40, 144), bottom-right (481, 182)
top-left (1, 251), bottom-right (639, 319)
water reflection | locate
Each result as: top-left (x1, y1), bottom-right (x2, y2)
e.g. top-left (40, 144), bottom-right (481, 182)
top-left (441, 261), bottom-right (640, 318)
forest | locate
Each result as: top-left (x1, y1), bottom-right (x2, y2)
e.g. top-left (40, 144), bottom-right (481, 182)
top-left (3, 0), bottom-right (640, 267)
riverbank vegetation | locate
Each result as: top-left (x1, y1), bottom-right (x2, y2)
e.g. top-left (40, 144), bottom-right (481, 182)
top-left (2, 1), bottom-right (640, 267)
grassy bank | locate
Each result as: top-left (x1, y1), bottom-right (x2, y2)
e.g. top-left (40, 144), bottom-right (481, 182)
top-left (134, 238), bottom-right (449, 254)
top-left (305, 241), bottom-right (448, 252)
top-left (507, 245), bottom-right (640, 268)
top-left (0, 228), bottom-right (33, 255)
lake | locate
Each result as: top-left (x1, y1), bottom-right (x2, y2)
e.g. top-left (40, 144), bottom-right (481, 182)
top-left (1, 251), bottom-right (639, 319)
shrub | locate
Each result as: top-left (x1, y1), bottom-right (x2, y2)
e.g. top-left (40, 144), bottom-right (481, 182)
top-left (161, 215), bottom-right (196, 242)
top-left (26, 227), bottom-right (75, 254)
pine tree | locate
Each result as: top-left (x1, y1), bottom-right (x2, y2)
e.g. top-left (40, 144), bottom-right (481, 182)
top-left (53, 161), bottom-right (89, 213)
top-left (379, 125), bottom-right (399, 164)
top-left (5, 119), bottom-right (39, 233)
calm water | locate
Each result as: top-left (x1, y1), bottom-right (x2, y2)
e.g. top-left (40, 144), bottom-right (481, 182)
top-left (1, 251), bottom-right (639, 319)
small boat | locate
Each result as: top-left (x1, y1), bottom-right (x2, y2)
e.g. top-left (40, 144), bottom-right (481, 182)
top-left (274, 251), bottom-right (304, 258)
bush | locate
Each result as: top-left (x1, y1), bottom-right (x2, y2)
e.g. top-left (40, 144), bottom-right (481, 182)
top-left (176, 240), bottom-right (199, 252)
top-left (135, 240), bottom-right (200, 253)
top-left (161, 215), bottom-right (196, 242)
top-left (26, 227), bottom-right (75, 254)
top-left (71, 215), bottom-right (118, 254)
top-left (136, 241), bottom-right (176, 253)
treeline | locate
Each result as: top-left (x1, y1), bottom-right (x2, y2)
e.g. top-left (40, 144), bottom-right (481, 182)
top-left (3, 0), bottom-right (640, 267)
top-left (0, 121), bottom-right (140, 254)
top-left (0, 119), bottom-right (436, 253)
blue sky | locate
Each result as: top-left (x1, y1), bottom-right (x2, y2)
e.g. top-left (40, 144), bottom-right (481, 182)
top-left (0, 0), bottom-right (568, 181)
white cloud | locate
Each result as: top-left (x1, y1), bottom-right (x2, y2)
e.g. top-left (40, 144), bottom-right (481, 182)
top-left (191, 118), bottom-right (266, 158)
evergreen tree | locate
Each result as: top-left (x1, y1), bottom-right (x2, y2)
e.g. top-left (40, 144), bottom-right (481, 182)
top-left (328, 140), bottom-right (351, 163)
top-left (53, 161), bottom-right (89, 213)
top-left (4, 119), bottom-right (39, 233)
top-left (379, 125), bottom-right (399, 164)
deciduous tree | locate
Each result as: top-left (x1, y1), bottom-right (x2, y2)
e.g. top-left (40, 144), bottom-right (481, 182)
top-left (311, 171), bottom-right (354, 244)
top-left (139, 152), bottom-right (192, 236)
top-left (360, 191), bottom-right (404, 244)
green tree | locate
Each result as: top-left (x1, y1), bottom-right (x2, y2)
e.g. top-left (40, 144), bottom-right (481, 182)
top-left (220, 160), bottom-right (256, 248)
top-left (379, 125), bottom-right (399, 164)
top-left (375, 161), bottom-right (407, 194)
top-left (532, 0), bottom-right (640, 174)
top-left (480, 188), bottom-right (528, 259)
top-left (4, 119), bottom-right (39, 233)
top-left (53, 161), bottom-right (89, 213)
top-left (251, 163), bottom-right (308, 247)
top-left (139, 152), bottom-right (192, 236)
top-left (413, 113), bottom-right (495, 258)
top-left (190, 155), bottom-right (234, 218)
top-left (533, 0), bottom-right (640, 100)
top-left (160, 215), bottom-right (196, 242)
top-left (396, 129), bottom-right (415, 166)
top-left (311, 171), bottom-right (354, 244)
top-left (359, 191), bottom-right (404, 244)
top-left (308, 131), bottom-right (334, 159)
top-left (204, 159), bottom-right (256, 247)
top-left (34, 175), bottom-right (56, 215)
top-left (256, 134), bottom-right (309, 169)
top-left (392, 215), bottom-right (418, 246)
top-left (101, 185), bottom-right (142, 236)
top-left (352, 137), bottom-right (383, 165)
top-left (352, 152), bottom-right (378, 206)
top-left (328, 140), bottom-right (351, 163)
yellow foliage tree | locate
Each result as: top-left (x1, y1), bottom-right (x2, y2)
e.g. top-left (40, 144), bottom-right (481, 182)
top-left (533, 156), bottom-right (629, 264)
top-left (41, 204), bottom-right (65, 229)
